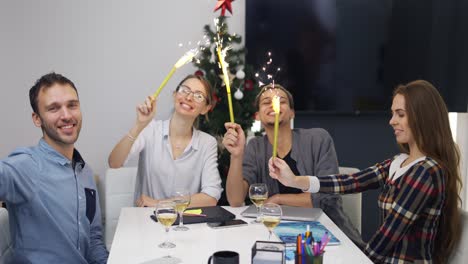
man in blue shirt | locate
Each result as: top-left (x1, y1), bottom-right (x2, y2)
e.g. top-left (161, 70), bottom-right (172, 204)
top-left (0, 73), bottom-right (108, 263)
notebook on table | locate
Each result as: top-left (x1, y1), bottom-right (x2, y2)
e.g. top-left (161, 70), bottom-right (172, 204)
top-left (274, 221), bottom-right (340, 246)
top-left (241, 205), bottom-right (323, 221)
top-left (151, 206), bottom-right (235, 225)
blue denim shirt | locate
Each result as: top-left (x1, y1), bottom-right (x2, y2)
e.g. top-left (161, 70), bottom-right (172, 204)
top-left (0, 139), bottom-right (108, 264)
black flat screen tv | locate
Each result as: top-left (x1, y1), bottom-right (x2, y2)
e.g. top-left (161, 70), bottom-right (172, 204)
top-left (246, 0), bottom-right (468, 113)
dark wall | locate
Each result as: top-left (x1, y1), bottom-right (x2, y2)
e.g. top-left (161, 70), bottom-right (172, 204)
top-left (294, 112), bottom-right (400, 242)
top-left (383, 0), bottom-right (468, 112)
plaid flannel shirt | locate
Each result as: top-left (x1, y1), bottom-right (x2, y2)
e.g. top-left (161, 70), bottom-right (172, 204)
top-left (318, 155), bottom-right (445, 263)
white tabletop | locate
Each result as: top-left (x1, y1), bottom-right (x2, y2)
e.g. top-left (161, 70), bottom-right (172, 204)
top-left (107, 206), bottom-right (372, 264)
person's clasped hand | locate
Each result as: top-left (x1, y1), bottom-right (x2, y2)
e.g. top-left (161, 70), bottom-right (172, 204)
top-left (136, 194), bottom-right (158, 207)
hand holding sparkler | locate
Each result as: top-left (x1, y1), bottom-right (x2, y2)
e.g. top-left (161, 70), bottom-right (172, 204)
top-left (222, 122), bottom-right (245, 157)
top-left (136, 95), bottom-right (157, 128)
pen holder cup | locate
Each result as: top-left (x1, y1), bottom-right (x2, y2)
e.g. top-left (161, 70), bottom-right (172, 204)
top-left (294, 253), bottom-right (323, 264)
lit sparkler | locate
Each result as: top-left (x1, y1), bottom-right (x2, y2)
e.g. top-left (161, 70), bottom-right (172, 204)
top-left (272, 95), bottom-right (281, 158)
top-left (214, 18), bottom-right (235, 122)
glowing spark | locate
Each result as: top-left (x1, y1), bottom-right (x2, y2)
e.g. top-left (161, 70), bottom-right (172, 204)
top-left (255, 52), bottom-right (282, 87)
top-left (174, 48), bottom-right (198, 68)
top-left (272, 96), bottom-right (280, 113)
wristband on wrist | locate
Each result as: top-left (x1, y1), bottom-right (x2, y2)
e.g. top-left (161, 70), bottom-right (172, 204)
top-left (127, 133), bottom-right (136, 142)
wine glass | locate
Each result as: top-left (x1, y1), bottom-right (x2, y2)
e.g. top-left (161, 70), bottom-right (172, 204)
top-left (172, 189), bottom-right (191, 231)
top-left (249, 183), bottom-right (268, 223)
top-left (260, 203), bottom-right (282, 249)
top-left (155, 201), bottom-right (177, 249)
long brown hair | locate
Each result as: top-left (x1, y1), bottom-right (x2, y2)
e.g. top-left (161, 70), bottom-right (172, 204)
top-left (394, 80), bottom-right (462, 263)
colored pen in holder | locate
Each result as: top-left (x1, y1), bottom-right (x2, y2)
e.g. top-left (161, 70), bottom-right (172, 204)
top-left (295, 230), bottom-right (329, 264)
top-left (294, 252), bottom-right (324, 264)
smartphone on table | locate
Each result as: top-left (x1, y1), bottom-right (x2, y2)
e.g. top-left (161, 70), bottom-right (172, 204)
top-left (207, 219), bottom-right (248, 229)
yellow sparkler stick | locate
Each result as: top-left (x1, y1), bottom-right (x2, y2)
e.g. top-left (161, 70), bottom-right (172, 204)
top-left (153, 67), bottom-right (176, 98)
top-left (152, 49), bottom-right (197, 99)
top-left (216, 46), bottom-right (235, 123)
top-left (272, 95), bottom-right (280, 157)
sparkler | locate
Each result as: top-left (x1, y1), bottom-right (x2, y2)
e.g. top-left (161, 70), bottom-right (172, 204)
top-left (254, 52), bottom-right (283, 157)
top-left (152, 49), bottom-right (198, 99)
top-left (272, 94), bottom-right (281, 158)
top-left (215, 18), bottom-right (235, 122)
top-left (152, 36), bottom-right (210, 99)
top-left (255, 51), bottom-right (281, 87)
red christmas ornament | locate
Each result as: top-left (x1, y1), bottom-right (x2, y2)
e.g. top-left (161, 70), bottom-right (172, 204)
top-left (210, 92), bottom-right (221, 112)
top-left (214, 0), bottom-right (234, 16)
top-left (213, 92), bottom-right (221, 102)
top-left (244, 79), bottom-right (254, 91)
top-left (194, 70), bottom-right (204, 77)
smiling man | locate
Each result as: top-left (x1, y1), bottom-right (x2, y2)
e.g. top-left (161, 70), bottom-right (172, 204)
top-left (222, 83), bottom-right (364, 247)
top-left (0, 73), bottom-right (108, 263)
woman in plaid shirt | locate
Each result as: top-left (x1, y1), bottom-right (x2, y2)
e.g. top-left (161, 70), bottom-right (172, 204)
top-left (269, 80), bottom-right (462, 263)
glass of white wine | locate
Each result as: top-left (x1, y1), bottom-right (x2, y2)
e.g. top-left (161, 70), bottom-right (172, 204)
top-left (172, 189), bottom-right (191, 231)
top-left (249, 183), bottom-right (268, 223)
top-left (260, 203), bottom-right (282, 249)
top-left (155, 201), bottom-right (177, 249)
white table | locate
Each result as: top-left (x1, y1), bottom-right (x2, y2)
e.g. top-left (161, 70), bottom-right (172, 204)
top-left (107, 206), bottom-right (372, 264)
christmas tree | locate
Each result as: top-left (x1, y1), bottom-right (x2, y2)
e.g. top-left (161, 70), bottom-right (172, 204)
top-left (193, 16), bottom-right (259, 136)
top-left (192, 15), bottom-right (260, 204)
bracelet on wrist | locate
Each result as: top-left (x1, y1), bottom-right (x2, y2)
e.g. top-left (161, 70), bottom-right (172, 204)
top-left (127, 133), bottom-right (136, 142)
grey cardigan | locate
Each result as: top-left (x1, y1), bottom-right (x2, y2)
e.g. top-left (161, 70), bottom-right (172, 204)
top-left (243, 128), bottom-right (365, 247)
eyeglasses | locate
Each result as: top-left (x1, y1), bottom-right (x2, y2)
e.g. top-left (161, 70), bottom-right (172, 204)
top-left (176, 85), bottom-right (207, 103)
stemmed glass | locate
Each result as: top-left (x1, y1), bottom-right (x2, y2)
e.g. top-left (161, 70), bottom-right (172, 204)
top-left (260, 203), bottom-right (282, 249)
top-left (172, 189), bottom-right (191, 231)
top-left (249, 183), bottom-right (268, 223)
top-left (155, 201), bottom-right (177, 249)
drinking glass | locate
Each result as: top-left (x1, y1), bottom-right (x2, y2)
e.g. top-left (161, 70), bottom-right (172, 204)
top-left (260, 203), bottom-right (282, 249)
top-left (155, 201), bottom-right (177, 249)
top-left (172, 189), bottom-right (191, 231)
top-left (249, 183), bottom-right (268, 223)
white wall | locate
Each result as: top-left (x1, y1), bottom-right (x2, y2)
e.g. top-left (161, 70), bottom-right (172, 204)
top-left (0, 0), bottom-right (245, 180)
top-left (450, 113), bottom-right (468, 211)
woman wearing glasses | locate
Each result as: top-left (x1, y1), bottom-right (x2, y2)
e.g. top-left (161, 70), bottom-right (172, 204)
top-left (109, 74), bottom-right (222, 208)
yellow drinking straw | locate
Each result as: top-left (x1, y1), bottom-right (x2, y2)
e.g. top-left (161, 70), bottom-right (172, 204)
top-left (272, 95), bottom-right (280, 157)
top-left (216, 46), bottom-right (235, 123)
top-left (152, 49), bottom-right (197, 99)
